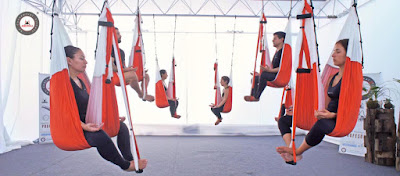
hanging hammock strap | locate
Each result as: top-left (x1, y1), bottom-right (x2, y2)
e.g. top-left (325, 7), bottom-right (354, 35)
top-left (49, 0), bottom-right (57, 59)
top-left (230, 16), bottom-right (237, 71)
top-left (250, 13), bottom-right (266, 94)
top-left (214, 15), bottom-right (218, 62)
top-left (153, 14), bottom-right (158, 63)
top-left (353, 0), bottom-right (364, 67)
top-left (172, 14), bottom-right (177, 58)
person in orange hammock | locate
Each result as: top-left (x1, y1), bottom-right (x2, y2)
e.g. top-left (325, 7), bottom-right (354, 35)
top-left (244, 31), bottom-right (285, 102)
top-left (66, 45), bottom-right (147, 171)
top-left (160, 69), bottom-right (181, 119)
top-left (111, 27), bottom-right (154, 102)
top-left (276, 39), bottom-right (349, 163)
top-left (210, 76), bottom-right (230, 125)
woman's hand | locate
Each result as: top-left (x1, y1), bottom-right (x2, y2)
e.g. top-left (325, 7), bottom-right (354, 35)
top-left (314, 109), bottom-right (336, 120)
top-left (209, 103), bottom-right (217, 108)
top-left (82, 122), bottom-right (104, 132)
top-left (260, 65), bottom-right (270, 72)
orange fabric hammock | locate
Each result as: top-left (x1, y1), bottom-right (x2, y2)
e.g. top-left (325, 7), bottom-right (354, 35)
top-left (212, 16), bottom-right (233, 113)
top-left (155, 62), bottom-right (169, 108)
top-left (213, 62), bottom-right (233, 113)
top-left (291, 1), bottom-right (364, 163)
top-left (276, 86), bottom-right (293, 120)
top-left (128, 11), bottom-right (148, 99)
top-left (250, 14), bottom-right (292, 92)
top-left (320, 6), bottom-right (364, 137)
top-left (267, 19), bottom-right (293, 88)
top-left (50, 8), bottom-right (120, 151)
top-left (290, 0), bottom-right (325, 163)
top-left (293, 3), bottom-right (363, 136)
top-left (155, 57), bottom-right (178, 109)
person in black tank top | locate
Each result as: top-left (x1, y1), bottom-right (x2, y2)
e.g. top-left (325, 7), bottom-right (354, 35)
top-left (244, 31), bottom-right (286, 102)
top-left (160, 69), bottom-right (181, 119)
top-left (210, 76), bottom-right (230, 125)
top-left (276, 39), bottom-right (350, 164)
top-left (65, 45), bottom-right (147, 171)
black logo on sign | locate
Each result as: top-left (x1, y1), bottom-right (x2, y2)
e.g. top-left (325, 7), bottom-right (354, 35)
top-left (362, 76), bottom-right (376, 100)
top-left (41, 76), bottom-right (50, 95)
top-left (341, 147), bottom-right (346, 153)
top-left (15, 12), bottom-right (39, 35)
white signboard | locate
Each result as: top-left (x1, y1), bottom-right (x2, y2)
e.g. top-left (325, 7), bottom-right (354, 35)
top-left (39, 73), bottom-right (52, 144)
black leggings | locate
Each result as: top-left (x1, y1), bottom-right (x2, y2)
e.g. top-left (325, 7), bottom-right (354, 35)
top-left (278, 116), bottom-right (336, 146)
top-left (168, 100), bottom-right (179, 116)
top-left (83, 121), bottom-right (133, 170)
top-left (251, 71), bottom-right (277, 99)
top-left (211, 105), bottom-right (225, 120)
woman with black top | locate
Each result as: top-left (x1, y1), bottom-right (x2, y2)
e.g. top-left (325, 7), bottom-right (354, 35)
top-left (65, 45), bottom-right (147, 171)
top-left (159, 69), bottom-right (181, 119)
top-left (210, 76), bottom-right (230, 126)
top-left (276, 39), bottom-right (349, 163)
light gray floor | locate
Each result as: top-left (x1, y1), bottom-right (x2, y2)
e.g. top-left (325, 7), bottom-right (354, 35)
top-left (0, 136), bottom-right (398, 176)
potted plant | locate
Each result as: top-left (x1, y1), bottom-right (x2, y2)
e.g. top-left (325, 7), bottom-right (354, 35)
top-left (366, 86), bottom-right (381, 109)
top-left (384, 98), bottom-right (394, 109)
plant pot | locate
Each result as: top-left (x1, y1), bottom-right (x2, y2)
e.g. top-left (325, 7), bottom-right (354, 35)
top-left (367, 100), bottom-right (380, 109)
top-left (384, 102), bottom-right (394, 109)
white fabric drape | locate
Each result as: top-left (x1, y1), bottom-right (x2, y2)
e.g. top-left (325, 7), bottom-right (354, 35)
top-left (0, 0), bottom-right (32, 154)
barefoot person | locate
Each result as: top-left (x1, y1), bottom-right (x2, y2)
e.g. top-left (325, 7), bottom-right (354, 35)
top-left (245, 31), bottom-right (286, 102)
top-left (210, 76), bottom-right (230, 125)
top-left (160, 69), bottom-right (181, 119)
top-left (276, 39), bottom-right (348, 163)
top-left (111, 27), bottom-right (154, 101)
top-left (66, 45), bottom-right (148, 171)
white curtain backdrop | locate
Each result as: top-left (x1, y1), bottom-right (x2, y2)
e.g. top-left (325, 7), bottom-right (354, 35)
top-left (0, 0), bottom-right (30, 154)
top-left (1, 2), bottom-right (52, 154)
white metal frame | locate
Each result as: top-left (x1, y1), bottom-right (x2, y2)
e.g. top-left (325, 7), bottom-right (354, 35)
top-left (22, 0), bottom-right (372, 32)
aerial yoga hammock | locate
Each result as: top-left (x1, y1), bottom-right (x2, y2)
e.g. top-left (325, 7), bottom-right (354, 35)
top-left (50, 1), bottom-right (143, 172)
top-left (212, 16), bottom-right (234, 114)
top-left (128, 8), bottom-right (149, 101)
top-left (155, 15), bottom-right (178, 113)
top-left (288, 0), bottom-right (364, 164)
top-left (246, 9), bottom-right (293, 102)
top-left (276, 85), bottom-right (293, 120)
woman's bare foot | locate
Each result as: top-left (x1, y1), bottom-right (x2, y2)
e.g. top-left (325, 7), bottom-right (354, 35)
top-left (215, 119), bottom-right (222, 125)
top-left (125, 159), bottom-right (148, 172)
top-left (276, 146), bottom-right (293, 155)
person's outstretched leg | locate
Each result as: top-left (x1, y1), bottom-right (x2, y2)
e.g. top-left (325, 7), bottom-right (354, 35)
top-left (127, 71), bottom-right (144, 98)
top-left (276, 118), bottom-right (336, 162)
top-left (84, 130), bottom-right (130, 170)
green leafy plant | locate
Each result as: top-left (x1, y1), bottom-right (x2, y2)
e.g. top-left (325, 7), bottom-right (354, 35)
top-left (366, 78), bottom-right (400, 109)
